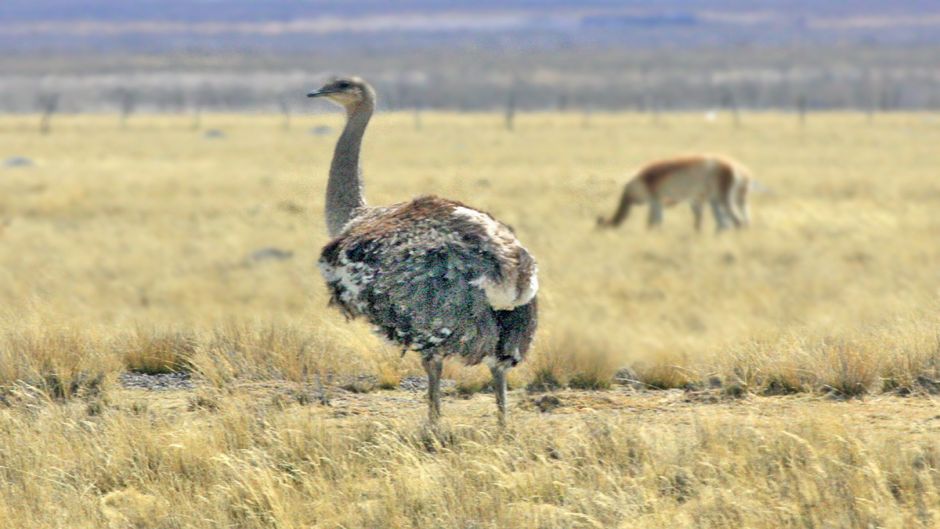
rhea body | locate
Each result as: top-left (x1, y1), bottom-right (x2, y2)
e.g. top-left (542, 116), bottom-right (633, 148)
top-left (308, 77), bottom-right (538, 427)
top-left (597, 155), bottom-right (751, 232)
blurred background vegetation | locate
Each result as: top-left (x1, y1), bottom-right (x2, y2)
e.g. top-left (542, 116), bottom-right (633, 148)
top-left (2, 1), bottom-right (940, 114)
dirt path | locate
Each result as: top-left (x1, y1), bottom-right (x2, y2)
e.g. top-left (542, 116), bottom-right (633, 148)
top-left (114, 377), bottom-right (940, 437)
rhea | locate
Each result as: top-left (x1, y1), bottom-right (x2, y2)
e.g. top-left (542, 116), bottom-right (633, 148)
top-left (307, 76), bottom-right (538, 427)
top-left (597, 155), bottom-right (751, 232)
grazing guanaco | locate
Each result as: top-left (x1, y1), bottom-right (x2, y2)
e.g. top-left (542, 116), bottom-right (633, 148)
top-left (597, 155), bottom-right (751, 232)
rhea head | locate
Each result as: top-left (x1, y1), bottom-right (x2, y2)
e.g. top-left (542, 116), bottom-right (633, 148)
top-left (307, 76), bottom-right (376, 112)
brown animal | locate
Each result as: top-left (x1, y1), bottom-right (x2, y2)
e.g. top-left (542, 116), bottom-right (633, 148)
top-left (597, 155), bottom-right (751, 232)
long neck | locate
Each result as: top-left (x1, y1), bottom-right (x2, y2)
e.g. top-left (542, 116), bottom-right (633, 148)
top-left (325, 101), bottom-right (372, 237)
top-left (603, 185), bottom-right (634, 227)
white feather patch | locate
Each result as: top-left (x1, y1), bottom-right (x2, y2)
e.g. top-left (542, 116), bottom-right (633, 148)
top-left (318, 255), bottom-right (374, 313)
top-left (517, 269), bottom-right (539, 306)
top-left (470, 275), bottom-right (520, 311)
top-left (452, 206), bottom-right (537, 310)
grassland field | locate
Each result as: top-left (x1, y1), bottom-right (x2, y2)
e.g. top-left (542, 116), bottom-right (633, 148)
top-left (0, 112), bottom-right (939, 527)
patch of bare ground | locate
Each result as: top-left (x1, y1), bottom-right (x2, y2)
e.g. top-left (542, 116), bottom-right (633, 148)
top-left (112, 380), bottom-right (940, 439)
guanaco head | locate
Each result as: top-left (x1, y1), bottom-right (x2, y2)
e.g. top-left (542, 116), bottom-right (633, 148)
top-left (596, 196), bottom-right (632, 230)
top-left (307, 76), bottom-right (375, 111)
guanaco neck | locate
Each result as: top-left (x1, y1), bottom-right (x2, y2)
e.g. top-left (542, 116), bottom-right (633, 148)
top-left (325, 99), bottom-right (373, 237)
top-left (603, 185), bottom-right (634, 227)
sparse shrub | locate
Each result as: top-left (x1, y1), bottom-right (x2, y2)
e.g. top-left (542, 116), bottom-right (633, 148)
top-left (377, 364), bottom-right (402, 390)
top-left (0, 328), bottom-right (118, 401)
top-left (189, 321), bottom-right (373, 387)
top-left (86, 396), bottom-right (108, 416)
top-left (100, 488), bottom-right (168, 529)
top-left (129, 400), bottom-right (149, 415)
top-left (632, 360), bottom-right (696, 390)
top-left (816, 341), bottom-right (880, 398)
top-left (880, 337), bottom-right (940, 395)
top-left (761, 373), bottom-right (804, 395)
top-left (456, 378), bottom-right (490, 397)
top-left (444, 363), bottom-right (492, 396)
top-left (534, 394), bottom-right (562, 412)
top-left (525, 332), bottom-right (618, 391)
top-left (722, 381), bottom-right (748, 398)
top-left (568, 369), bottom-right (612, 390)
top-left (121, 329), bottom-right (197, 374)
top-left (375, 348), bottom-right (406, 390)
top-left (188, 389), bottom-right (221, 412)
top-left (341, 375), bottom-right (378, 394)
top-left (526, 367), bottom-right (562, 393)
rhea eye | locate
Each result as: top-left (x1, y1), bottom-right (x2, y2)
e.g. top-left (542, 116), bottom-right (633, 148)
top-left (336, 81), bottom-right (351, 89)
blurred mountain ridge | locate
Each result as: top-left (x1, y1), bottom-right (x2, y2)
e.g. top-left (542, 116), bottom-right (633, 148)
top-left (3, 0), bottom-right (940, 52)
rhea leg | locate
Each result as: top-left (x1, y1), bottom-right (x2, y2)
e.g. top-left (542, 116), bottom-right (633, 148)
top-left (647, 199), bottom-right (664, 229)
top-left (691, 202), bottom-right (704, 233)
top-left (422, 355), bottom-right (443, 424)
top-left (490, 364), bottom-right (508, 428)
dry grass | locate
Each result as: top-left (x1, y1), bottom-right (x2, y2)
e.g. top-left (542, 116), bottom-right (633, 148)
top-left (1, 111), bottom-right (939, 525)
top-left (119, 328), bottom-right (197, 374)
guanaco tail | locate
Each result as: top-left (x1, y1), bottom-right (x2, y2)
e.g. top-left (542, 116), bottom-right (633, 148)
top-left (597, 154), bottom-right (751, 232)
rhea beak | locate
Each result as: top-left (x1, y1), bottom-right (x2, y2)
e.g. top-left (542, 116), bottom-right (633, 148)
top-left (307, 88), bottom-right (334, 98)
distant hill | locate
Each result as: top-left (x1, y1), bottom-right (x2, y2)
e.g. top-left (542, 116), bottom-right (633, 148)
top-left (3, 0), bottom-right (940, 52)
top-left (2, 1), bottom-right (940, 112)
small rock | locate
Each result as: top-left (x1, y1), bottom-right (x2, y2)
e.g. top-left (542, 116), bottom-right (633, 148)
top-left (3, 156), bottom-right (33, 168)
top-left (916, 375), bottom-right (940, 394)
top-left (203, 129), bottom-right (225, 139)
top-left (340, 374), bottom-right (379, 394)
top-left (309, 125), bottom-right (334, 136)
top-left (722, 382), bottom-right (748, 398)
top-left (399, 375), bottom-right (456, 392)
top-left (525, 375), bottom-right (561, 393)
top-left (119, 371), bottom-right (194, 391)
top-left (683, 390), bottom-right (720, 404)
top-left (277, 200), bottom-right (305, 214)
top-left (535, 394), bottom-right (562, 413)
top-left (614, 367), bottom-right (644, 389)
top-left (247, 247), bottom-right (293, 263)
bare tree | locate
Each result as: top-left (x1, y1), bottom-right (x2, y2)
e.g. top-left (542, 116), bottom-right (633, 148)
top-left (721, 91), bottom-right (740, 127)
top-left (650, 94), bottom-right (661, 125)
top-left (406, 85), bottom-right (422, 130)
top-left (170, 88), bottom-right (186, 115)
top-left (192, 84), bottom-right (215, 130)
top-left (504, 87), bottom-right (516, 131)
top-left (191, 105), bottom-right (202, 130)
top-left (413, 103), bottom-right (422, 131)
top-left (581, 97), bottom-right (592, 129)
top-left (36, 92), bottom-right (59, 135)
top-left (797, 93), bottom-right (807, 127)
top-left (277, 94), bottom-right (291, 130)
top-left (114, 88), bottom-right (136, 128)
top-left (878, 85), bottom-right (901, 113)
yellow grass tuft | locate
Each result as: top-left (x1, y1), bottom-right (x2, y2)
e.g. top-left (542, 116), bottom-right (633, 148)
top-left (120, 328), bottom-right (197, 374)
